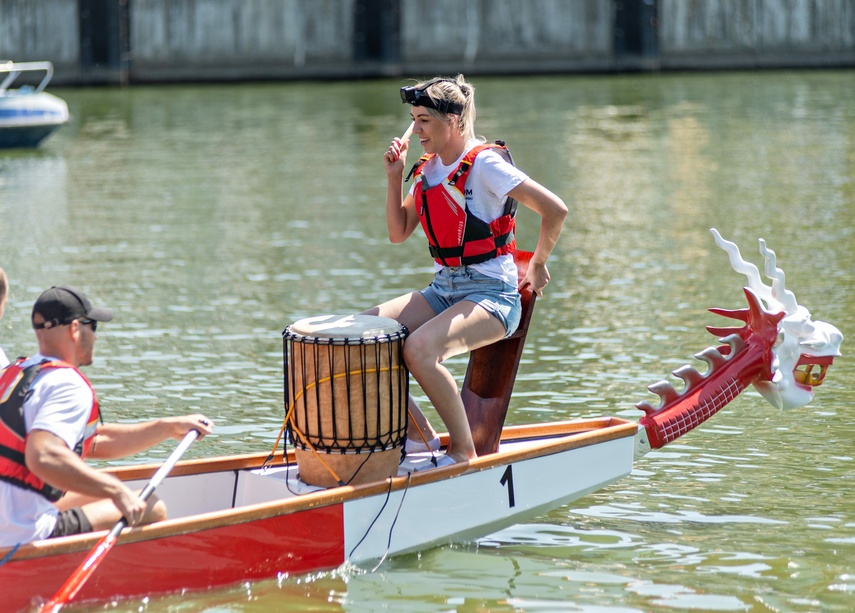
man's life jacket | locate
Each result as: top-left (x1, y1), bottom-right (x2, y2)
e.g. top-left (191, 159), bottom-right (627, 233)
top-left (408, 142), bottom-right (518, 267)
top-left (0, 358), bottom-right (101, 501)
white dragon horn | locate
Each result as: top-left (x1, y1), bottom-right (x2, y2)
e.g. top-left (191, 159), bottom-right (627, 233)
top-left (710, 229), bottom-right (772, 301)
top-left (757, 238), bottom-right (799, 315)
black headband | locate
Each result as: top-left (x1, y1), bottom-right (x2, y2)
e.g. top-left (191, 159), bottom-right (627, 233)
top-left (400, 79), bottom-right (464, 115)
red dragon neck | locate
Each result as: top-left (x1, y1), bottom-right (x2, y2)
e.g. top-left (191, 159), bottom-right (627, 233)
top-left (637, 287), bottom-right (784, 448)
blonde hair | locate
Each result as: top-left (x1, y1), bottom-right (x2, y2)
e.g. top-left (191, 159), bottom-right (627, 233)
top-left (414, 75), bottom-right (477, 142)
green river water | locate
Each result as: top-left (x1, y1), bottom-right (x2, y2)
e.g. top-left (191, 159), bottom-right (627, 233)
top-left (0, 70), bottom-right (853, 612)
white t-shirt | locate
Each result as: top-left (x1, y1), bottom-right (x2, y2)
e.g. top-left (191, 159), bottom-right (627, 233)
top-left (0, 346), bottom-right (8, 369)
top-left (0, 353), bottom-right (95, 547)
top-left (409, 142), bottom-right (529, 286)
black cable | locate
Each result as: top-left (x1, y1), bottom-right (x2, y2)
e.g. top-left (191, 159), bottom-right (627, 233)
top-left (348, 476), bottom-right (394, 560)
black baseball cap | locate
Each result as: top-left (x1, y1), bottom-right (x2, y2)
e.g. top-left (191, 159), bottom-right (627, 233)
top-left (32, 286), bottom-right (114, 330)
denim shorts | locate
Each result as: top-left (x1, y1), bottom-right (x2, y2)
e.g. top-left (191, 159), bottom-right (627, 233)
top-left (419, 267), bottom-right (522, 337)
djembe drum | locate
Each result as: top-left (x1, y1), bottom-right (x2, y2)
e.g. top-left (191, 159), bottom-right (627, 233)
top-left (283, 314), bottom-right (409, 487)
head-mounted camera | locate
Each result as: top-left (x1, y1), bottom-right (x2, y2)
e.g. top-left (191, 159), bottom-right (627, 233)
top-left (400, 80), bottom-right (464, 115)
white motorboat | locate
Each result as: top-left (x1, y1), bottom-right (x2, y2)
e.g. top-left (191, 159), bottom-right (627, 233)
top-left (0, 61), bottom-right (69, 148)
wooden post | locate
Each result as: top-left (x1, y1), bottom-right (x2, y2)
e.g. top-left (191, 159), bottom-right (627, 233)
top-left (462, 250), bottom-right (537, 455)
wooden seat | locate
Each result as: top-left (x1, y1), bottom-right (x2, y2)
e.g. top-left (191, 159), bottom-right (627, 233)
top-left (462, 250), bottom-right (537, 455)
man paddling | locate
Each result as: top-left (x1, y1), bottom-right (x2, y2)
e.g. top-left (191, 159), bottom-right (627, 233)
top-left (0, 286), bottom-right (214, 547)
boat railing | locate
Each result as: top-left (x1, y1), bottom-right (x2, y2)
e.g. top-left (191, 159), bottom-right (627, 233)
top-left (0, 60), bottom-right (55, 94)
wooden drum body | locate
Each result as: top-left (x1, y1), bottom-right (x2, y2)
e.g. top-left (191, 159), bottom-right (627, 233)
top-left (283, 314), bottom-right (409, 487)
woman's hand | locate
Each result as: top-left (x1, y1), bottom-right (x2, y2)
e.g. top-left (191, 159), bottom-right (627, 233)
top-left (519, 260), bottom-right (551, 297)
top-left (508, 179), bottom-right (568, 297)
top-left (384, 137), bottom-right (409, 175)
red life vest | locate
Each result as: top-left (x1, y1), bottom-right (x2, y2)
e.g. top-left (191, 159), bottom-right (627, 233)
top-left (409, 142), bottom-right (518, 267)
top-left (0, 358), bottom-right (101, 502)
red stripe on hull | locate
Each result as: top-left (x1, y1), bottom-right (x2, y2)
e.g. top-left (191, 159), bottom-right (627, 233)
top-left (3, 504), bottom-right (344, 612)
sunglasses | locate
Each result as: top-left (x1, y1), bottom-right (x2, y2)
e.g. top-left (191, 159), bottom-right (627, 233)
top-left (33, 317), bottom-right (99, 331)
top-left (78, 318), bottom-right (98, 332)
top-left (400, 80), bottom-right (464, 115)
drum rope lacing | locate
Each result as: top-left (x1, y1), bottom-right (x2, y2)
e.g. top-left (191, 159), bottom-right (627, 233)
top-left (264, 371), bottom-right (407, 484)
top-left (268, 327), bottom-right (410, 486)
top-left (281, 364), bottom-right (404, 485)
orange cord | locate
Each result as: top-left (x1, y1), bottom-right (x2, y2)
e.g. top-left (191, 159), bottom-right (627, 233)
top-left (264, 364), bottom-right (407, 486)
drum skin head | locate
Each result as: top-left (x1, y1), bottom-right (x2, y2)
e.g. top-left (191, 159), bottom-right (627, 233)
top-left (288, 314), bottom-right (404, 340)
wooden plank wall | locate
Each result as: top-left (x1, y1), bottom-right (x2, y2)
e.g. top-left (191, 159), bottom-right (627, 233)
top-left (0, 0), bottom-right (852, 85)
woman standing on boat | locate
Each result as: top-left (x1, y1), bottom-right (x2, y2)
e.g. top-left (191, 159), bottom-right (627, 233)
top-left (366, 75), bottom-right (567, 466)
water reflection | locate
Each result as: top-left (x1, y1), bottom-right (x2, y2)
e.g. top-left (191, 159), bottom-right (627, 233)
top-left (0, 153), bottom-right (69, 280)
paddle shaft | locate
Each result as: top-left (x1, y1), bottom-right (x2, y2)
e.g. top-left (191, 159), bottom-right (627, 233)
top-left (39, 429), bottom-right (199, 613)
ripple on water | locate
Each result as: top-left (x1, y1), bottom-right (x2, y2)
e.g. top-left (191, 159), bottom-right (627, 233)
top-left (478, 524), bottom-right (762, 611)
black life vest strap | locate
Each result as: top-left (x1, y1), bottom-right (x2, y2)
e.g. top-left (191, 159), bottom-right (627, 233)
top-left (427, 229), bottom-right (515, 265)
top-left (447, 160), bottom-right (473, 187)
top-left (0, 360), bottom-right (68, 502)
top-left (1, 360), bottom-right (49, 436)
top-left (405, 155), bottom-right (431, 183)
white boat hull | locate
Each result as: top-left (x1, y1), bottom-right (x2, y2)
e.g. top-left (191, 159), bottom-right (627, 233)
top-left (343, 435), bottom-right (633, 562)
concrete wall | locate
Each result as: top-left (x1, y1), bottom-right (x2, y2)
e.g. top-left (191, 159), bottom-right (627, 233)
top-left (130, 0), bottom-right (355, 81)
top-left (660, 0), bottom-right (855, 68)
top-left (400, 0), bottom-right (614, 75)
top-left (0, 0), bottom-right (853, 86)
top-left (0, 0), bottom-right (78, 75)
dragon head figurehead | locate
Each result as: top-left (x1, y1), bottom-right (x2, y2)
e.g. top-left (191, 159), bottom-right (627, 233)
top-left (709, 228), bottom-right (842, 410)
top-left (636, 229), bottom-right (842, 452)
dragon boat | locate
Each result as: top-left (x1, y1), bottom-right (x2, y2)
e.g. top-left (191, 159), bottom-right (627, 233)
top-left (0, 230), bottom-right (842, 612)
